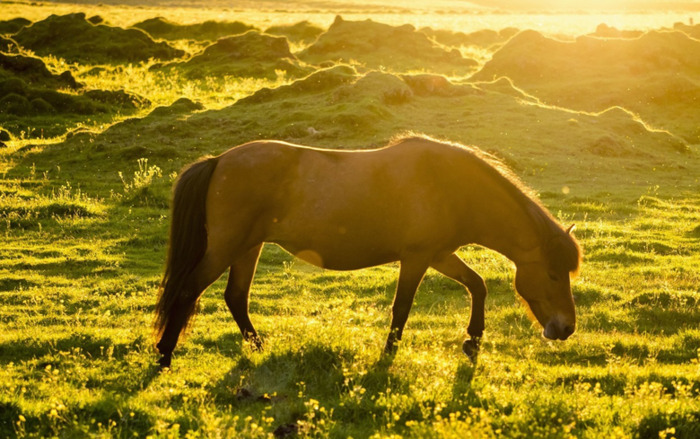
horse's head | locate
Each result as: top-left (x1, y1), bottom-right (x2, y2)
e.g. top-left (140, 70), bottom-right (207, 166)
top-left (514, 225), bottom-right (581, 340)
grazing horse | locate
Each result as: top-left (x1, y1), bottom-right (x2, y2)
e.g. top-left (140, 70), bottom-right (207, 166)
top-left (154, 136), bottom-right (581, 367)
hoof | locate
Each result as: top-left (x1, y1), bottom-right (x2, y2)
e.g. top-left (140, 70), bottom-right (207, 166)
top-left (247, 336), bottom-right (264, 352)
top-left (462, 337), bottom-right (481, 363)
top-left (158, 354), bottom-right (172, 369)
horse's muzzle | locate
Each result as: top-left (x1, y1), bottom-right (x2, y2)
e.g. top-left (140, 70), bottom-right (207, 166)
top-left (543, 319), bottom-right (575, 340)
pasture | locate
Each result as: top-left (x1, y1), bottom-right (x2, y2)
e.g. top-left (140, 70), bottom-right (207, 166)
top-left (0, 1), bottom-right (699, 437)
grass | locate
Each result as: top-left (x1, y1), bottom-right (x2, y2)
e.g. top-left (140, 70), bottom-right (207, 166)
top-left (1, 2), bottom-right (700, 438)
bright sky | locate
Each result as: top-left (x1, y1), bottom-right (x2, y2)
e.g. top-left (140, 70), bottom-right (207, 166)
top-left (467, 0), bottom-right (700, 11)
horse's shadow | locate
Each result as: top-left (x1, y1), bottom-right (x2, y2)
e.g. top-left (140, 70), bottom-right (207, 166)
top-left (204, 338), bottom-right (481, 430)
top-left (208, 342), bottom-right (352, 407)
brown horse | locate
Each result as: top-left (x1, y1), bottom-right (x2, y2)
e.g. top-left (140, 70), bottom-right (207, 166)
top-left (154, 136), bottom-right (581, 367)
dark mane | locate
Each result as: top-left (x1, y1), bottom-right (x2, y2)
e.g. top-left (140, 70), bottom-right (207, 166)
top-left (392, 134), bottom-right (582, 273)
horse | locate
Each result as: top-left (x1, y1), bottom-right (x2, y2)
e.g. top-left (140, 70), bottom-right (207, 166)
top-left (154, 136), bottom-right (581, 368)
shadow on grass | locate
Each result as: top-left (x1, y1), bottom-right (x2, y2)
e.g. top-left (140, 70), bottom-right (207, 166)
top-left (0, 333), bottom-right (140, 365)
top-left (0, 391), bottom-right (156, 438)
top-left (210, 344), bottom-right (350, 407)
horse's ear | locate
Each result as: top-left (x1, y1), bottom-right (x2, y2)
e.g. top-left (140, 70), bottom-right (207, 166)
top-left (566, 224), bottom-right (576, 234)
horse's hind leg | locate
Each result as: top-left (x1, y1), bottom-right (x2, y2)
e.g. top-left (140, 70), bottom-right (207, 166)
top-left (157, 253), bottom-right (231, 367)
top-left (430, 253), bottom-right (488, 361)
top-left (224, 243), bottom-right (263, 349)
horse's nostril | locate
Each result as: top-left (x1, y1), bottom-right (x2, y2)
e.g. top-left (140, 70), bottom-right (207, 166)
top-left (561, 325), bottom-right (575, 339)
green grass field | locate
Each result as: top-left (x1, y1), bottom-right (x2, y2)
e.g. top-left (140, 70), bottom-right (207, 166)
top-left (1, 1), bottom-right (699, 438)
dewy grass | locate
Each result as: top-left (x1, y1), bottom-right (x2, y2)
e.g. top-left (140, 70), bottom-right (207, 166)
top-left (1, 3), bottom-right (700, 438)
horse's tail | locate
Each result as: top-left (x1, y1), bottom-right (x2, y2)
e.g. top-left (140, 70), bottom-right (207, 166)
top-left (154, 156), bottom-right (219, 338)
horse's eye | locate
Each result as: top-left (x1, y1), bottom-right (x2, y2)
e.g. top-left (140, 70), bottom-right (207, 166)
top-left (548, 272), bottom-right (560, 282)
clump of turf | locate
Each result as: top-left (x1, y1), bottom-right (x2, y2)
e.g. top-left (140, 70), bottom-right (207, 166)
top-left (153, 30), bottom-right (313, 79)
top-left (132, 17), bottom-right (256, 41)
top-left (13, 13), bottom-right (185, 64)
top-left (299, 16), bottom-right (478, 75)
top-left (265, 21), bottom-right (324, 43)
top-left (420, 27), bottom-right (518, 48)
top-left (471, 29), bottom-right (700, 144)
top-left (0, 17), bottom-right (31, 35)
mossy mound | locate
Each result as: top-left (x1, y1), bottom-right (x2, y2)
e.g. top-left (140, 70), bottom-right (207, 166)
top-left (240, 65), bottom-right (357, 104)
top-left (0, 52), bottom-right (148, 138)
top-left (154, 31), bottom-right (313, 79)
top-left (148, 97), bottom-right (204, 118)
top-left (265, 21), bottom-right (324, 43)
top-left (672, 22), bottom-right (700, 39)
top-left (13, 13), bottom-right (185, 64)
top-left (132, 17), bottom-right (256, 41)
top-left (421, 27), bottom-right (518, 48)
top-left (0, 82), bottom-right (145, 116)
top-left (0, 18), bottom-right (31, 35)
top-left (400, 73), bottom-right (480, 97)
top-left (299, 16), bottom-right (478, 75)
top-left (471, 30), bottom-right (700, 143)
top-left (589, 23), bottom-right (643, 39)
top-left (0, 53), bottom-right (81, 90)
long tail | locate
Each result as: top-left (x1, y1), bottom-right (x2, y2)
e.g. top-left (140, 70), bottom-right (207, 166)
top-left (154, 156), bottom-right (220, 337)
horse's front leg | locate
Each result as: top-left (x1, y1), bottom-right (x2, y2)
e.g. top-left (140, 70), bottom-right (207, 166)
top-left (430, 253), bottom-right (488, 362)
top-left (384, 258), bottom-right (430, 356)
top-left (224, 244), bottom-right (264, 350)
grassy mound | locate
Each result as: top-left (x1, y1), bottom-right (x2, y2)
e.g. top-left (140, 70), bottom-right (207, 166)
top-left (0, 17), bottom-right (31, 35)
top-left (153, 30), bottom-right (313, 79)
top-left (265, 21), bottom-right (324, 43)
top-left (471, 29), bottom-right (700, 144)
top-left (299, 16), bottom-right (478, 75)
top-left (132, 17), bottom-right (256, 41)
top-left (589, 23), bottom-right (644, 38)
top-left (421, 26), bottom-right (518, 48)
top-left (13, 13), bottom-right (185, 64)
top-left (1, 53), bottom-right (81, 90)
top-left (33, 66), bottom-right (689, 193)
top-left (673, 21), bottom-right (700, 39)
top-left (0, 53), bottom-right (147, 138)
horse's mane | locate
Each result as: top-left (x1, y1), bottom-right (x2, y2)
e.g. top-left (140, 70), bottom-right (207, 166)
top-left (389, 134), bottom-right (582, 273)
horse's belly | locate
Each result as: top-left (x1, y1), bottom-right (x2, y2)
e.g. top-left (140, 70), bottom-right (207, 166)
top-left (271, 235), bottom-right (400, 271)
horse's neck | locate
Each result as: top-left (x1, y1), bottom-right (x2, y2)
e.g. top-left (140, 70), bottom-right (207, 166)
top-left (471, 193), bottom-right (544, 265)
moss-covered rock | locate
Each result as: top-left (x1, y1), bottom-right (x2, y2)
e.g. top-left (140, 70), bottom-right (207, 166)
top-left (133, 17), bottom-right (256, 41)
top-left (13, 13), bottom-right (185, 64)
